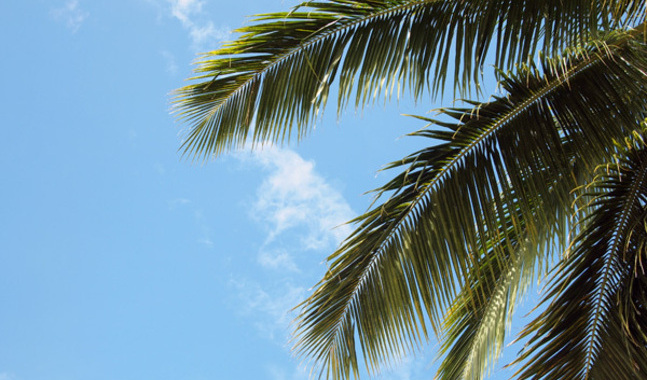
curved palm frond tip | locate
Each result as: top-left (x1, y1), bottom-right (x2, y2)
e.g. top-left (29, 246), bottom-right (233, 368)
top-left (172, 0), bottom-right (636, 161)
top-left (174, 0), bottom-right (647, 379)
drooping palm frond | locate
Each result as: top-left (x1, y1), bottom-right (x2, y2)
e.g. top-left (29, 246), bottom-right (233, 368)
top-left (587, 308), bottom-right (647, 379)
top-left (292, 30), bottom-right (647, 379)
top-left (172, 0), bottom-right (642, 160)
top-left (436, 210), bottom-right (549, 380)
top-left (435, 146), bottom-right (585, 380)
top-left (515, 139), bottom-right (647, 380)
top-left (434, 125), bottom-right (624, 380)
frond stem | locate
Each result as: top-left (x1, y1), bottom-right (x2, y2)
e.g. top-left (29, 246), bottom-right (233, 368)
top-left (198, 0), bottom-right (441, 122)
top-left (582, 154), bottom-right (647, 378)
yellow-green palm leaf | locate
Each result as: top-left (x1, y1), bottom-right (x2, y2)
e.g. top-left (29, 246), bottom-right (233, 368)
top-left (173, 0), bottom-right (642, 160)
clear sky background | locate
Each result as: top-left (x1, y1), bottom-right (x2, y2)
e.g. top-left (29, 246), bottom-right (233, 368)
top-left (1, 1), bottom-right (540, 379)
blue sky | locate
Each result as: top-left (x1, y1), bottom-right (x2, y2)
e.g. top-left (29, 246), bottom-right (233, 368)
top-left (0, 1), bottom-right (540, 379)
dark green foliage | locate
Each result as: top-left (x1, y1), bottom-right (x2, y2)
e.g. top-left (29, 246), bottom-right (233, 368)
top-left (174, 1), bottom-right (647, 379)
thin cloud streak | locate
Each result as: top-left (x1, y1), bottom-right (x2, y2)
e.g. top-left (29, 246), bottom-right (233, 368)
top-left (161, 50), bottom-right (179, 75)
top-left (229, 279), bottom-right (306, 341)
top-left (266, 364), bottom-right (309, 380)
top-left (167, 0), bottom-right (230, 50)
top-left (258, 249), bottom-right (300, 273)
top-left (51, 0), bottom-right (89, 33)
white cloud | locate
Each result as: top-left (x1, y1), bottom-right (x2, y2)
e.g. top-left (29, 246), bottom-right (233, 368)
top-left (51, 1), bottom-right (89, 33)
top-left (229, 279), bottom-right (306, 341)
top-left (189, 22), bottom-right (230, 49)
top-left (258, 249), bottom-right (300, 273)
top-left (226, 145), bottom-right (355, 360)
top-left (244, 145), bottom-right (355, 252)
top-left (167, 0), bottom-right (230, 50)
top-left (169, 0), bottom-right (201, 24)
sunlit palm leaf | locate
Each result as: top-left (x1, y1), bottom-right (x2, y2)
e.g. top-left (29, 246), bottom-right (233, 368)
top-left (515, 140), bottom-right (647, 380)
top-left (172, 0), bottom-right (640, 160)
top-left (436, 216), bottom-right (543, 380)
top-left (435, 154), bottom-right (582, 380)
top-left (293, 30), bottom-right (647, 379)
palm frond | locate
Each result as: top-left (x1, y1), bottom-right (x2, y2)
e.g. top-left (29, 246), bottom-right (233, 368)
top-left (435, 143), bottom-right (588, 380)
top-left (293, 30), bottom-right (647, 379)
top-left (515, 142), bottom-right (647, 380)
top-left (436, 215), bottom-right (545, 380)
top-left (435, 129), bottom-right (615, 380)
top-left (587, 310), bottom-right (647, 379)
top-left (172, 0), bottom-right (641, 160)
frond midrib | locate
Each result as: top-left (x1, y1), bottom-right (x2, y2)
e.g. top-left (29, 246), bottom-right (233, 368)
top-left (582, 155), bottom-right (647, 378)
top-left (460, 254), bottom-right (519, 380)
top-left (188, 0), bottom-right (440, 125)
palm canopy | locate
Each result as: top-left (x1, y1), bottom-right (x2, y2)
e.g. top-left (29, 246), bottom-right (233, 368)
top-left (173, 1), bottom-right (647, 379)
top-left (173, 0), bottom-right (641, 160)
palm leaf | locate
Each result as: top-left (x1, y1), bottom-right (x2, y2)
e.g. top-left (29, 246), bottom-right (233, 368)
top-left (435, 141), bottom-right (588, 380)
top-left (293, 30), bottom-right (647, 379)
top-left (436, 213), bottom-right (546, 380)
top-left (587, 310), bottom-right (647, 379)
top-left (172, 0), bottom-right (641, 160)
top-left (515, 140), bottom-right (647, 380)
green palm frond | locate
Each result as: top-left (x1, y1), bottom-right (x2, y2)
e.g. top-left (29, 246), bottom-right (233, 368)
top-left (435, 142), bottom-right (587, 380)
top-left (515, 141), bottom-right (647, 380)
top-left (587, 310), bottom-right (647, 379)
top-left (435, 132), bottom-right (607, 380)
top-left (172, 0), bottom-right (639, 160)
top-left (436, 214), bottom-right (545, 380)
top-left (293, 31), bottom-right (647, 379)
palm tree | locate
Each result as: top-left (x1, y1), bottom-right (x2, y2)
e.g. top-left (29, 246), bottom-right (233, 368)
top-left (173, 1), bottom-right (647, 379)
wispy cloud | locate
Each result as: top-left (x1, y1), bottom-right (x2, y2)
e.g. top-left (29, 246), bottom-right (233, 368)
top-left (229, 279), bottom-right (306, 341)
top-left (167, 198), bottom-right (191, 209)
top-left (244, 145), bottom-right (355, 253)
top-left (258, 249), bottom-right (300, 273)
top-left (167, 0), bottom-right (230, 50)
top-left (169, 0), bottom-right (201, 24)
top-left (193, 209), bottom-right (214, 247)
top-left (265, 364), bottom-right (309, 380)
top-left (166, 198), bottom-right (214, 247)
top-left (227, 145), bottom-right (355, 365)
top-left (161, 50), bottom-right (179, 75)
top-left (226, 146), bottom-right (432, 377)
top-left (51, 0), bottom-right (89, 33)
